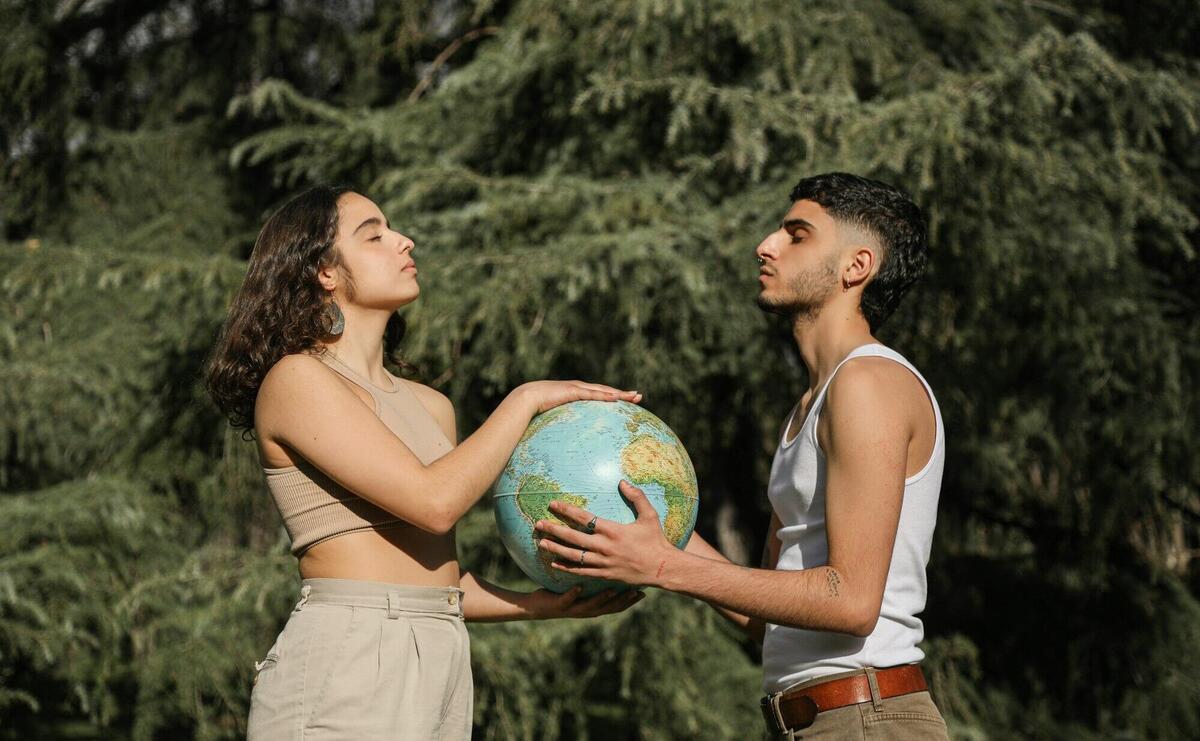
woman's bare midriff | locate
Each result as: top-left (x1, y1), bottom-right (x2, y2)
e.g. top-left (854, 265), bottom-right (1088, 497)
top-left (298, 524), bottom-right (462, 586)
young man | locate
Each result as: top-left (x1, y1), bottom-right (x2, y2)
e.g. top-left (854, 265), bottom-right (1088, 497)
top-left (535, 173), bottom-right (947, 739)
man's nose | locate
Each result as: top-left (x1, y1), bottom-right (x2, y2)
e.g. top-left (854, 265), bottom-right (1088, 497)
top-left (755, 235), bottom-right (776, 261)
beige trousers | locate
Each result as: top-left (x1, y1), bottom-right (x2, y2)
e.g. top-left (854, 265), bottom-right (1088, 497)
top-left (248, 578), bottom-right (472, 740)
top-left (764, 668), bottom-right (949, 740)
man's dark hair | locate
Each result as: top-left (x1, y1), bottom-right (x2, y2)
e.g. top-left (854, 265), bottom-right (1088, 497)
top-left (790, 172), bottom-right (928, 330)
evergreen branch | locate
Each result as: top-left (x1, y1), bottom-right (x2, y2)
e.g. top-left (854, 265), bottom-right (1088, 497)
top-left (408, 26), bottom-right (500, 102)
top-left (226, 79), bottom-right (353, 126)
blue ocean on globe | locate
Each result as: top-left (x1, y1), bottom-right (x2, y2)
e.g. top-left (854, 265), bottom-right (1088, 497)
top-left (492, 400), bottom-right (699, 595)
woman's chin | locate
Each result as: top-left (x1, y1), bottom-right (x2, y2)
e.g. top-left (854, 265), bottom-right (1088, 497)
top-left (393, 288), bottom-right (420, 308)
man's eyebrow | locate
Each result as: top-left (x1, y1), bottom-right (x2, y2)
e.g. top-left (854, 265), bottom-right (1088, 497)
top-left (781, 218), bottom-right (815, 232)
top-left (353, 216), bottom-right (389, 234)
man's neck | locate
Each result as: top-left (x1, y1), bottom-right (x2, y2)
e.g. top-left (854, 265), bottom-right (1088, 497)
top-left (791, 305), bottom-right (877, 396)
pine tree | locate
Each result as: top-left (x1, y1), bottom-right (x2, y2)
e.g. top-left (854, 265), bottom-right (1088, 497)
top-left (3, 1), bottom-right (1198, 738)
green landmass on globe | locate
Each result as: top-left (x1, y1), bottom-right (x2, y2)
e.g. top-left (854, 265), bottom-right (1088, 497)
top-left (492, 401), bottom-right (700, 594)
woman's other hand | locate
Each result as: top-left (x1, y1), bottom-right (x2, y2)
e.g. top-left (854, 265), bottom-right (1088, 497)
top-left (525, 586), bottom-right (645, 619)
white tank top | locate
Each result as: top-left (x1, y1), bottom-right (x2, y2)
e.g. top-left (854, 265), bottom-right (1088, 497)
top-left (761, 343), bottom-right (944, 694)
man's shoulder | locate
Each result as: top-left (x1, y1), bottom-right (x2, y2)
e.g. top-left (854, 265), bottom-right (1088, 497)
top-left (829, 355), bottom-right (920, 395)
top-left (823, 355), bottom-right (928, 428)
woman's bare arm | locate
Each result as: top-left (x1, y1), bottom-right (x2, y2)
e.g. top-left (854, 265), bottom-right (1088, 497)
top-left (255, 354), bottom-right (637, 534)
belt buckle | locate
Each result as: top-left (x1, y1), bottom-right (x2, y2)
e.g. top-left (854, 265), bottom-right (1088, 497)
top-left (761, 690), bottom-right (820, 735)
top-left (760, 692), bottom-right (789, 735)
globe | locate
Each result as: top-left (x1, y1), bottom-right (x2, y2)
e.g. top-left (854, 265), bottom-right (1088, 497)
top-left (492, 400), bottom-right (699, 595)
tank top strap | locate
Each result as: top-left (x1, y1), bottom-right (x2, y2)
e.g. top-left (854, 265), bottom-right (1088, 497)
top-left (809, 344), bottom-right (888, 414)
top-left (316, 351), bottom-right (401, 395)
top-left (316, 350), bottom-right (453, 453)
top-left (809, 343), bottom-right (943, 465)
top-left (822, 343), bottom-right (937, 406)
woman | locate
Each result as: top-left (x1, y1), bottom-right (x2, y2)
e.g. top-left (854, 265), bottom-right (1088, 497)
top-left (204, 186), bottom-right (642, 739)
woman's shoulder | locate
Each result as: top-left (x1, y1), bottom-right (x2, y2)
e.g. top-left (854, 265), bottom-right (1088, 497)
top-left (259, 353), bottom-right (336, 399)
top-left (266, 350), bottom-right (327, 375)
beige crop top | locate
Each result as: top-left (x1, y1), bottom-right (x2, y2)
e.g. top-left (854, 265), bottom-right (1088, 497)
top-left (263, 351), bottom-right (453, 556)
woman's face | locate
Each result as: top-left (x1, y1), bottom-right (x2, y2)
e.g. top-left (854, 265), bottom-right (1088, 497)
top-left (327, 192), bottom-right (419, 310)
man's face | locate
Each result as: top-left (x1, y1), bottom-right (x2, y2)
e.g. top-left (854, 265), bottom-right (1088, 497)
top-left (754, 200), bottom-right (841, 319)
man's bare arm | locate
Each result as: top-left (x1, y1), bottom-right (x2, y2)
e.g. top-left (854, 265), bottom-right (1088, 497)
top-left (535, 359), bottom-right (916, 635)
top-left (681, 516), bottom-right (779, 642)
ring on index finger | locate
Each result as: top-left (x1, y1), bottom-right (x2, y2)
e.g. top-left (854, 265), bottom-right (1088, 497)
top-left (586, 515), bottom-right (598, 533)
top-left (578, 549), bottom-right (587, 566)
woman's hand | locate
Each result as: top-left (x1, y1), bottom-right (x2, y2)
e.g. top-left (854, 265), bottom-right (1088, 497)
top-left (515, 380), bottom-right (641, 415)
top-left (524, 585), bottom-right (645, 620)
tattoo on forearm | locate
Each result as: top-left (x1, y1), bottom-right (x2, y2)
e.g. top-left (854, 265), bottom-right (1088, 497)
top-left (825, 568), bottom-right (841, 597)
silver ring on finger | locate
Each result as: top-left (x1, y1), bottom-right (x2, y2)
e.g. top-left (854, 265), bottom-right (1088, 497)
top-left (578, 548), bottom-right (587, 566)
top-left (586, 515), bottom-right (598, 533)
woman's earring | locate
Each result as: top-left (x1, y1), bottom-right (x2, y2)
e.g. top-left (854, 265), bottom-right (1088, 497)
top-left (326, 300), bottom-right (345, 336)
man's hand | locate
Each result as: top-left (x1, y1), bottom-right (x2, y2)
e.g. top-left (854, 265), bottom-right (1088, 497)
top-left (535, 480), bottom-right (679, 587)
top-left (523, 585), bottom-right (644, 619)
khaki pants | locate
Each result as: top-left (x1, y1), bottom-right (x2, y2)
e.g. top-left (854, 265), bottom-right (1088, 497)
top-left (248, 578), bottom-right (472, 740)
top-left (764, 669), bottom-right (949, 740)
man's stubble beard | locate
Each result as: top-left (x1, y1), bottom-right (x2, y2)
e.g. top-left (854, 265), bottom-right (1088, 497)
top-left (755, 258), bottom-right (839, 324)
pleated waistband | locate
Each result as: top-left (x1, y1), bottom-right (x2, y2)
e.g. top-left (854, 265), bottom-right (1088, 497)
top-left (297, 577), bottom-right (464, 617)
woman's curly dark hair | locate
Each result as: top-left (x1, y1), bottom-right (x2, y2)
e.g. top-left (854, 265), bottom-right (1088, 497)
top-left (203, 185), bottom-right (407, 432)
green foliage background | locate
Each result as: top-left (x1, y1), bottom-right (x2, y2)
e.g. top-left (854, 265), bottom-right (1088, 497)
top-left (2, 1), bottom-right (1198, 738)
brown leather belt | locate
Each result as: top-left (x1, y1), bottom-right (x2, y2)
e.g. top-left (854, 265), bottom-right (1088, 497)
top-left (760, 664), bottom-right (928, 734)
